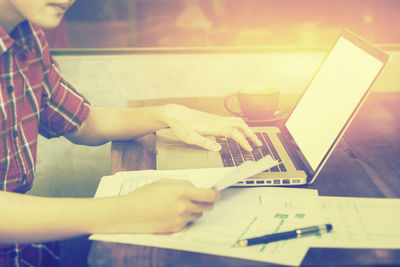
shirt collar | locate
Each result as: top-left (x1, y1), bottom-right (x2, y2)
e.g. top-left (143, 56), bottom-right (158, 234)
top-left (0, 20), bottom-right (35, 55)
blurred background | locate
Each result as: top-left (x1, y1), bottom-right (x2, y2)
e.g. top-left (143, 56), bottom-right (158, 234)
top-left (45, 0), bottom-right (400, 49)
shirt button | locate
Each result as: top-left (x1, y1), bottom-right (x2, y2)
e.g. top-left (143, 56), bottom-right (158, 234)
top-left (7, 85), bottom-right (14, 93)
top-left (12, 130), bottom-right (18, 138)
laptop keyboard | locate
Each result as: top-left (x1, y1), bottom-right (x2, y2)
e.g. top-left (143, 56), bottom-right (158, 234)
top-left (215, 132), bottom-right (287, 172)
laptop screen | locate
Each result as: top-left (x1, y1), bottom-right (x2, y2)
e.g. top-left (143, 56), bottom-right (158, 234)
top-left (285, 34), bottom-right (386, 171)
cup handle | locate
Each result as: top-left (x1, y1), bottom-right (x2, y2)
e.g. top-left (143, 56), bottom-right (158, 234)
top-left (224, 92), bottom-right (243, 117)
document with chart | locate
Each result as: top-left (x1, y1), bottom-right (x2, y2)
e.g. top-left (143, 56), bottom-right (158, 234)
top-left (90, 165), bottom-right (320, 266)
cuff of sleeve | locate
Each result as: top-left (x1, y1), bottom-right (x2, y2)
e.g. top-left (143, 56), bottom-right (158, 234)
top-left (39, 101), bottom-right (91, 139)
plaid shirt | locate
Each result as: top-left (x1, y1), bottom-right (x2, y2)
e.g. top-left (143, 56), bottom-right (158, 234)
top-left (0, 21), bottom-right (91, 193)
top-left (0, 21), bottom-right (91, 264)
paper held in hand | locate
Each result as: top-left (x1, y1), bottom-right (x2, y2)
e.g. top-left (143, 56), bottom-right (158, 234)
top-left (94, 155), bottom-right (280, 199)
top-left (212, 155), bottom-right (279, 190)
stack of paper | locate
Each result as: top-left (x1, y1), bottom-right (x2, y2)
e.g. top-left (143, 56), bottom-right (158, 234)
top-left (90, 155), bottom-right (400, 266)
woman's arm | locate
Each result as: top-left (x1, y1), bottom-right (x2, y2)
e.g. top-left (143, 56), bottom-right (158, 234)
top-left (65, 104), bottom-right (262, 150)
top-left (65, 105), bottom-right (169, 146)
top-left (0, 179), bottom-right (219, 243)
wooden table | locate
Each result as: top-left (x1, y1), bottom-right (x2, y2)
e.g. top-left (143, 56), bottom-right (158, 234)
top-left (88, 92), bottom-right (400, 266)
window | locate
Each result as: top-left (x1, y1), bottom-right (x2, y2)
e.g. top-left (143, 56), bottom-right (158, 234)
top-left (46, 0), bottom-right (400, 49)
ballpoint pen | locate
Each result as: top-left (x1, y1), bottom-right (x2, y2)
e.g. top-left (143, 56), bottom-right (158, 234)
top-left (234, 223), bottom-right (333, 247)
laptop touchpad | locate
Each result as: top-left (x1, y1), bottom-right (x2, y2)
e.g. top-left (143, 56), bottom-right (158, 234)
top-left (164, 143), bottom-right (212, 159)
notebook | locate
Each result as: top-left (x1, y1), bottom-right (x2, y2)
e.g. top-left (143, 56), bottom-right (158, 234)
top-left (156, 29), bottom-right (391, 186)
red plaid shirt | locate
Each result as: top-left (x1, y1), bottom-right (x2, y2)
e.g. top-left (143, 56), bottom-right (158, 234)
top-left (0, 21), bottom-right (91, 263)
top-left (0, 21), bottom-right (91, 193)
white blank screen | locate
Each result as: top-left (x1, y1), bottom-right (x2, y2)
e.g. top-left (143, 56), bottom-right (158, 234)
top-left (285, 37), bottom-right (383, 170)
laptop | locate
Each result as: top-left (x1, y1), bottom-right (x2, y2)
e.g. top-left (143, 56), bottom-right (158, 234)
top-left (156, 29), bottom-right (391, 186)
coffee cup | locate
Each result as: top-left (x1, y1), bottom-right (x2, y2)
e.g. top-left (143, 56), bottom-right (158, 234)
top-left (224, 86), bottom-right (280, 120)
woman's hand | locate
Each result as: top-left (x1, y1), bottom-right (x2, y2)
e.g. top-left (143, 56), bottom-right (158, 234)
top-left (163, 104), bottom-right (262, 151)
top-left (105, 178), bottom-right (220, 234)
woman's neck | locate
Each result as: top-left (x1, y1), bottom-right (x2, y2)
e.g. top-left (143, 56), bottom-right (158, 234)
top-left (0, 2), bottom-right (23, 33)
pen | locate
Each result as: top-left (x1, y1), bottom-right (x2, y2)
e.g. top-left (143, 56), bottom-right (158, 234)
top-left (234, 223), bottom-right (333, 247)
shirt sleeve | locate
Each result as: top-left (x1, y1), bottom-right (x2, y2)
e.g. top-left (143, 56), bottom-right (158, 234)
top-left (37, 29), bottom-right (91, 139)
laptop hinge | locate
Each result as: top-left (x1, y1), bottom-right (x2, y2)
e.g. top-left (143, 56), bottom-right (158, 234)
top-left (278, 131), bottom-right (314, 178)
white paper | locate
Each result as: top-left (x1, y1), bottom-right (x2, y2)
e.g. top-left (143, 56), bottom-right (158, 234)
top-left (95, 155), bottom-right (279, 198)
top-left (309, 196), bottom-right (400, 249)
top-left (213, 155), bottom-right (278, 190)
top-left (92, 167), bottom-right (400, 266)
top-left (91, 181), bottom-right (319, 266)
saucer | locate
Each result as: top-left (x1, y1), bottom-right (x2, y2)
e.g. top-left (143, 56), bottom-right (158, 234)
top-left (243, 110), bottom-right (287, 126)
